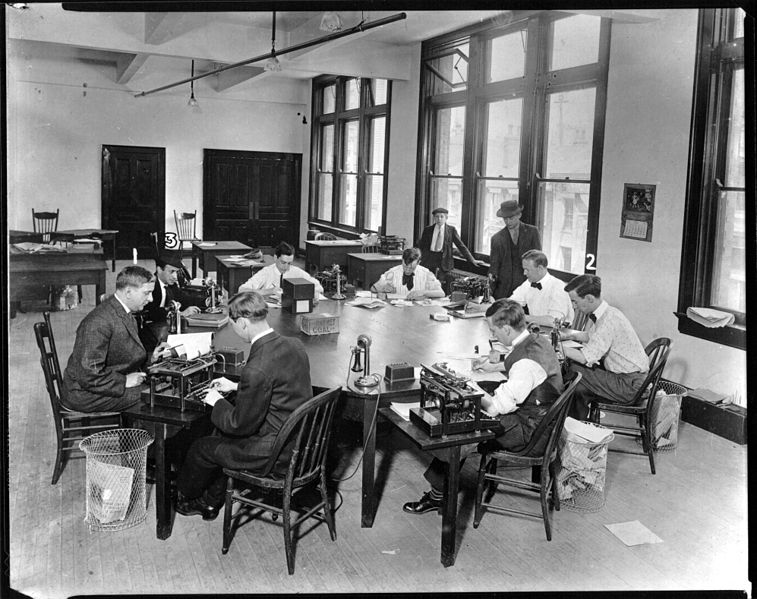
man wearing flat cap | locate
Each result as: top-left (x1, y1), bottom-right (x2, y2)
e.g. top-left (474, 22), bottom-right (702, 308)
top-left (418, 206), bottom-right (485, 293)
top-left (138, 252), bottom-right (201, 354)
top-left (489, 199), bottom-right (541, 299)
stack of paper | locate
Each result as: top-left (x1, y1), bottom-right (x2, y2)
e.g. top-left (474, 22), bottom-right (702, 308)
top-left (686, 307), bottom-right (735, 328)
top-left (390, 402), bottom-right (420, 421)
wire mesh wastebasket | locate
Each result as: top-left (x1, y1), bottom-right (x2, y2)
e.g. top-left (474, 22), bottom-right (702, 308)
top-left (80, 428), bottom-right (153, 532)
top-left (556, 424), bottom-right (614, 513)
top-left (646, 380), bottom-right (686, 451)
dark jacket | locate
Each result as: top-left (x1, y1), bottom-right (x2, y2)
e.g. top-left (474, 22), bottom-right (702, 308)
top-left (209, 331), bottom-right (312, 473)
top-left (418, 223), bottom-right (477, 273)
top-left (489, 222), bottom-right (541, 299)
top-left (62, 295), bottom-right (147, 412)
top-left (142, 278), bottom-right (184, 323)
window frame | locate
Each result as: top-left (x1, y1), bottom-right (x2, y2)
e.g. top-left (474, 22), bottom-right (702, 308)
top-left (309, 75), bottom-right (391, 235)
top-left (676, 8), bottom-right (750, 350)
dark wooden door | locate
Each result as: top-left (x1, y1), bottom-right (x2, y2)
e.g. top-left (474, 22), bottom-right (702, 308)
top-left (102, 145), bottom-right (165, 259)
top-left (204, 149), bottom-right (301, 249)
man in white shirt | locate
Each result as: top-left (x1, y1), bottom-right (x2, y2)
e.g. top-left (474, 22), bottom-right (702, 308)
top-left (403, 299), bottom-right (564, 514)
top-left (560, 274), bottom-right (649, 420)
top-left (371, 247), bottom-right (445, 300)
top-left (509, 250), bottom-right (573, 327)
top-left (238, 241), bottom-right (323, 300)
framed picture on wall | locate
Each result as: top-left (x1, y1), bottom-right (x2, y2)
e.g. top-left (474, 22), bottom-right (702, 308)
top-left (620, 183), bottom-right (655, 242)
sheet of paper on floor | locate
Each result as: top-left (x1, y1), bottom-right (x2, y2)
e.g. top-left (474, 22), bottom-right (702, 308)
top-left (605, 520), bottom-right (663, 546)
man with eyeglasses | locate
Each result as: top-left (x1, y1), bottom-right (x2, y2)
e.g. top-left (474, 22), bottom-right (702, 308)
top-left (238, 240), bottom-right (323, 301)
top-left (489, 199), bottom-right (541, 300)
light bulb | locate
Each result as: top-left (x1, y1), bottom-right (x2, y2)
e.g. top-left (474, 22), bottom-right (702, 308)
top-left (264, 55), bottom-right (282, 72)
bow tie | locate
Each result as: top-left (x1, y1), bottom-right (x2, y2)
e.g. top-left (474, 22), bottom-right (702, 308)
top-left (402, 272), bottom-right (415, 290)
top-left (530, 282), bottom-right (542, 290)
top-left (589, 313), bottom-right (597, 323)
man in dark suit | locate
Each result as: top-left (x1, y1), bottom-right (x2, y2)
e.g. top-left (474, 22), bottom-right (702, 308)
top-left (138, 253), bottom-right (201, 355)
top-left (62, 265), bottom-right (167, 412)
top-left (417, 207), bottom-right (485, 293)
top-left (489, 199), bottom-right (542, 299)
top-left (174, 291), bottom-right (312, 520)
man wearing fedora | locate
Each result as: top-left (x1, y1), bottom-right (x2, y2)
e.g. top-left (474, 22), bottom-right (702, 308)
top-left (489, 199), bottom-right (542, 299)
top-left (417, 207), bottom-right (485, 293)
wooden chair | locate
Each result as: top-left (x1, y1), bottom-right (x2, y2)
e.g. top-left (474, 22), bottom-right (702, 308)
top-left (221, 387), bottom-right (341, 574)
top-left (173, 210), bottom-right (200, 254)
top-left (588, 338), bottom-right (672, 475)
top-left (34, 311), bottom-right (122, 485)
top-left (314, 232), bottom-right (337, 241)
top-left (32, 208), bottom-right (59, 243)
top-left (473, 373), bottom-right (582, 541)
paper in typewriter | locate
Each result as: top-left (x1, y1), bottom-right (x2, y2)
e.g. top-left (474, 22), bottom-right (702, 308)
top-left (166, 332), bottom-right (214, 359)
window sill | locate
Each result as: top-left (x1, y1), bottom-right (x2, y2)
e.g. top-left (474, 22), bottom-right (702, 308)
top-left (674, 312), bottom-right (746, 351)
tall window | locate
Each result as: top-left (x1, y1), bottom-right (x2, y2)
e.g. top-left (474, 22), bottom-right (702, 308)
top-left (677, 8), bottom-right (748, 350)
top-left (418, 12), bottom-right (610, 276)
top-left (310, 76), bottom-right (391, 233)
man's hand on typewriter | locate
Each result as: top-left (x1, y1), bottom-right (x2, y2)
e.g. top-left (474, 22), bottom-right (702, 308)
top-left (125, 372), bottom-right (147, 388)
top-left (210, 376), bottom-right (238, 394)
top-left (150, 342), bottom-right (172, 364)
top-left (473, 356), bottom-right (506, 373)
top-left (202, 388), bottom-right (224, 407)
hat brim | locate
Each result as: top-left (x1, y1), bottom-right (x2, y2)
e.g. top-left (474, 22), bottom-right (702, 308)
top-left (496, 205), bottom-right (523, 218)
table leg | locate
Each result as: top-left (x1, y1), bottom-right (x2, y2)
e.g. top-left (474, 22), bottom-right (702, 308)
top-left (110, 236), bottom-right (116, 272)
top-left (441, 445), bottom-right (461, 567)
top-left (154, 424), bottom-right (173, 540)
top-left (96, 272), bottom-right (106, 304)
top-left (361, 395), bottom-right (378, 527)
top-left (191, 246), bottom-right (198, 279)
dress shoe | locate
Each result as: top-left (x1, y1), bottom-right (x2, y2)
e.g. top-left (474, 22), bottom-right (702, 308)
top-left (175, 494), bottom-right (220, 521)
top-left (402, 492), bottom-right (441, 515)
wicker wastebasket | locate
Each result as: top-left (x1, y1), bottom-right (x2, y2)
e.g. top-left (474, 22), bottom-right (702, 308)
top-left (648, 381), bottom-right (686, 451)
top-left (556, 422), bottom-right (614, 513)
top-left (79, 428), bottom-right (153, 532)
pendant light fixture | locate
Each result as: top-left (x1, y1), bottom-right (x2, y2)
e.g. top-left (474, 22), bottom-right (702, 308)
top-left (264, 11), bottom-right (282, 72)
top-left (187, 60), bottom-right (199, 107)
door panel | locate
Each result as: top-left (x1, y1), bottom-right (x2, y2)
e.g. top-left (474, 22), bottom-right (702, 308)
top-left (102, 145), bottom-right (165, 259)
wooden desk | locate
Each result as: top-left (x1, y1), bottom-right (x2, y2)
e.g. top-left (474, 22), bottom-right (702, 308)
top-left (124, 401), bottom-right (209, 540)
top-left (9, 247), bottom-right (107, 318)
top-left (346, 252), bottom-right (403, 288)
top-left (305, 239), bottom-right (364, 272)
top-left (50, 229), bottom-right (119, 272)
top-left (380, 408), bottom-right (495, 567)
top-left (9, 230), bottom-right (44, 244)
top-left (190, 241), bottom-right (252, 278)
top-left (215, 254), bottom-right (272, 295)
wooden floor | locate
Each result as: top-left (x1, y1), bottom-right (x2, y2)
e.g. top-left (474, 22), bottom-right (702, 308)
top-left (6, 261), bottom-right (749, 597)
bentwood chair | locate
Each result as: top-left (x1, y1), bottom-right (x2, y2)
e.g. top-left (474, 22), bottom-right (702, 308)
top-left (32, 208), bottom-right (59, 243)
top-left (473, 374), bottom-right (582, 541)
top-left (34, 311), bottom-right (122, 485)
top-left (221, 387), bottom-right (341, 574)
top-left (173, 210), bottom-right (200, 254)
top-left (589, 338), bottom-right (672, 475)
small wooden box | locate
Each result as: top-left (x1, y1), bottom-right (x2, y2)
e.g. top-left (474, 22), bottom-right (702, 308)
top-left (300, 313), bottom-right (340, 336)
top-left (282, 278), bottom-right (315, 314)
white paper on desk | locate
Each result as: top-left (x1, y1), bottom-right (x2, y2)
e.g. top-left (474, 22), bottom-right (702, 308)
top-left (440, 358), bottom-right (507, 383)
top-left (355, 290), bottom-right (373, 298)
top-left (166, 332), bottom-right (213, 359)
top-left (560, 340), bottom-right (583, 349)
top-left (605, 521), bottom-right (663, 546)
top-left (390, 402), bottom-right (419, 421)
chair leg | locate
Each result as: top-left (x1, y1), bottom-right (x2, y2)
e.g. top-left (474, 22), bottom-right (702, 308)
top-left (539, 463), bottom-right (553, 541)
top-left (221, 478), bottom-right (234, 555)
top-left (51, 441), bottom-right (65, 485)
top-left (643, 415), bottom-right (656, 475)
top-left (473, 454), bottom-right (489, 528)
top-left (550, 461), bottom-right (561, 512)
top-left (282, 489), bottom-right (295, 575)
top-left (319, 470), bottom-right (337, 541)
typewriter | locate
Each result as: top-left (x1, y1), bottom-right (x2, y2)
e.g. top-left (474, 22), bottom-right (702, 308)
top-left (145, 353), bottom-right (227, 412)
top-left (450, 274), bottom-right (490, 302)
top-left (378, 235), bottom-right (406, 255)
top-left (314, 264), bottom-right (349, 296)
top-left (409, 362), bottom-right (501, 437)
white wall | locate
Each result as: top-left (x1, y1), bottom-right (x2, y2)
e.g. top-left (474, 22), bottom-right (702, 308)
top-left (599, 9), bottom-right (746, 404)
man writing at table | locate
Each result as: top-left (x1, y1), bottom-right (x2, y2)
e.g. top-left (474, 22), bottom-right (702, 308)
top-left (560, 274), bottom-right (649, 420)
top-left (509, 250), bottom-right (573, 328)
top-left (238, 241), bottom-right (323, 301)
top-left (403, 299), bottom-right (564, 514)
top-left (174, 291), bottom-right (312, 520)
top-left (371, 247), bottom-right (445, 300)
top-left (62, 265), bottom-right (169, 412)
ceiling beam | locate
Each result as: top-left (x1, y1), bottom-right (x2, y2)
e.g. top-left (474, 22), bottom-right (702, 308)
top-left (211, 65), bottom-right (266, 92)
top-left (115, 52), bottom-right (148, 83)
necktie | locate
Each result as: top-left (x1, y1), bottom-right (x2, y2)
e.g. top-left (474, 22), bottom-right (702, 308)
top-left (434, 226), bottom-right (443, 252)
top-left (280, 273), bottom-right (284, 288)
top-left (589, 313), bottom-right (597, 323)
top-left (531, 282), bottom-right (542, 290)
top-left (402, 272), bottom-right (414, 290)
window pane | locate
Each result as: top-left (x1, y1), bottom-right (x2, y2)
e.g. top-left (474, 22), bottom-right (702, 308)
top-left (320, 124), bottom-right (334, 171)
top-left (474, 179), bottom-right (519, 254)
top-left (424, 44), bottom-right (469, 94)
top-left (733, 9), bottom-right (745, 38)
top-left (725, 68), bottom-right (745, 188)
top-left (366, 175), bottom-right (384, 231)
top-left (317, 173), bottom-right (333, 220)
top-left (342, 120), bottom-right (359, 172)
top-left (345, 78), bottom-right (360, 110)
top-left (338, 174), bottom-right (358, 227)
top-left (550, 15), bottom-right (601, 70)
top-left (369, 117), bottom-right (386, 173)
top-left (368, 79), bottom-right (388, 106)
top-left (545, 88), bottom-right (595, 179)
top-left (430, 177), bottom-right (463, 229)
top-left (323, 84), bottom-right (336, 113)
top-left (711, 191), bottom-right (745, 312)
top-left (484, 98), bottom-right (522, 178)
top-left (487, 30), bottom-right (527, 82)
top-left (538, 181), bottom-right (588, 274)
top-left (435, 106), bottom-right (466, 176)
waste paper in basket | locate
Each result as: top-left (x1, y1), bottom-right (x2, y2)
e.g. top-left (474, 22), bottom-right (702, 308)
top-left (556, 418), bottom-right (614, 512)
top-left (647, 380), bottom-right (686, 451)
top-left (80, 428), bottom-right (153, 532)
